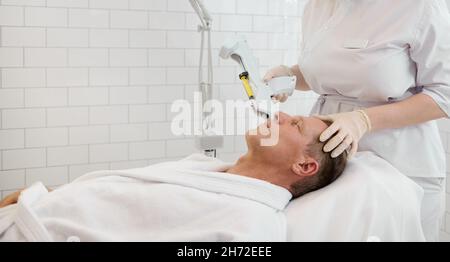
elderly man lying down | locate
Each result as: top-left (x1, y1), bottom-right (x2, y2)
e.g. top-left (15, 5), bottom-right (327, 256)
top-left (0, 112), bottom-right (347, 242)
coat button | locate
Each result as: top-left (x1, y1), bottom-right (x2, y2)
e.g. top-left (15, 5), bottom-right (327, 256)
top-left (67, 236), bottom-right (80, 242)
top-left (319, 98), bottom-right (326, 105)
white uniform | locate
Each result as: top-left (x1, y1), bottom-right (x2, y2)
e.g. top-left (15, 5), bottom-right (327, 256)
top-left (299, 0), bottom-right (450, 241)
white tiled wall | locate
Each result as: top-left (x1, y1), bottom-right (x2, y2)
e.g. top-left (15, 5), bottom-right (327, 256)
top-left (0, 0), bottom-right (313, 195)
top-left (0, 0), bottom-right (449, 242)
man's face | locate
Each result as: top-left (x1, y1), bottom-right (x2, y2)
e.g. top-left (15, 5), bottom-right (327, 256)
top-left (246, 112), bottom-right (328, 164)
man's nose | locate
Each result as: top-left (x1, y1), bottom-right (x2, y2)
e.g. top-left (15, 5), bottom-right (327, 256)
top-left (276, 112), bottom-right (290, 124)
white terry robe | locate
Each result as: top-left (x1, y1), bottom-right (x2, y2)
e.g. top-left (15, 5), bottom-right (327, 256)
top-left (0, 154), bottom-right (292, 242)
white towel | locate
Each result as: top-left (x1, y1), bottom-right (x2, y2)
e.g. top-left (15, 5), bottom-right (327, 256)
top-left (0, 154), bottom-right (291, 242)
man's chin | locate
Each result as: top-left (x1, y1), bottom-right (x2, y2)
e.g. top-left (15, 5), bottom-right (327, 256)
top-left (246, 125), bottom-right (271, 138)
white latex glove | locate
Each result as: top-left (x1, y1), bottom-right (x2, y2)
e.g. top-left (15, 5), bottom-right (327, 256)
top-left (263, 65), bottom-right (294, 102)
top-left (315, 110), bottom-right (372, 159)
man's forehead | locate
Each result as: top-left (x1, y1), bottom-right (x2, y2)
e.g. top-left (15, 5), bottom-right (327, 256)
top-left (296, 115), bottom-right (328, 136)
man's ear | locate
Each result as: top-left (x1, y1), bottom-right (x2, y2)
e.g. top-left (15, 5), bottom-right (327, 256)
top-left (291, 157), bottom-right (319, 177)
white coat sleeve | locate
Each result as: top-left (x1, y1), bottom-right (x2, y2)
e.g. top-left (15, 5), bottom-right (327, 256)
top-left (410, 0), bottom-right (450, 117)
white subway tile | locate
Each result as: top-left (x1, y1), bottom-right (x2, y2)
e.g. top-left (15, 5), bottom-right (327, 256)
top-left (90, 0), bottom-right (129, 9)
top-left (130, 0), bottom-right (166, 10)
top-left (217, 135), bottom-right (234, 153)
top-left (47, 28), bottom-right (89, 47)
top-left (26, 166), bottom-right (68, 186)
top-left (89, 105), bottom-right (128, 124)
top-left (0, 170), bottom-right (25, 190)
top-left (89, 68), bottom-right (128, 86)
top-left (234, 135), bottom-right (247, 152)
top-left (129, 141), bottom-right (165, 160)
top-left (3, 148), bottom-right (46, 169)
top-left (0, 89), bottom-right (24, 109)
top-left (69, 9), bottom-right (109, 28)
top-left (148, 122), bottom-right (181, 140)
top-left (213, 67), bottom-right (237, 84)
top-left (110, 86), bottom-right (147, 104)
top-left (220, 15), bottom-right (253, 32)
top-left (253, 16), bottom-right (284, 33)
top-left (167, 31), bottom-right (200, 48)
top-left (25, 88), bottom-right (67, 107)
top-left (69, 125), bottom-right (109, 145)
top-left (68, 48), bottom-right (108, 67)
top-left (268, 33), bottom-right (299, 50)
top-left (130, 68), bottom-right (165, 85)
top-left (148, 85), bottom-right (184, 103)
top-left (185, 13), bottom-right (220, 31)
top-left (129, 30), bottom-right (166, 48)
top-left (204, 0), bottom-right (236, 14)
top-left (110, 124), bottom-right (147, 142)
top-left (217, 152), bottom-right (240, 163)
top-left (285, 17), bottom-right (301, 33)
top-left (25, 48), bottom-right (67, 67)
top-left (47, 0), bottom-right (89, 8)
top-left (47, 68), bottom-right (89, 87)
top-left (89, 143), bottom-right (128, 163)
top-left (237, 0), bottom-right (268, 15)
top-left (166, 68), bottom-right (197, 85)
top-left (110, 49), bottom-right (148, 67)
top-left (129, 104), bottom-right (166, 123)
top-left (25, 7), bottom-right (67, 27)
top-left (253, 50), bottom-right (284, 66)
top-left (26, 127), bottom-right (68, 147)
top-left (0, 48), bottom-right (23, 67)
top-left (2, 0), bottom-right (45, 6)
top-left (47, 145), bottom-right (88, 166)
top-left (242, 32), bottom-right (268, 49)
top-left (110, 160), bottom-right (149, 170)
top-left (166, 139), bottom-right (200, 157)
top-left (185, 49), bottom-right (219, 67)
top-left (211, 32), bottom-right (236, 48)
top-left (219, 83), bottom-right (247, 101)
top-left (2, 109), bottom-right (46, 129)
top-left (69, 163), bottom-right (109, 181)
top-left (0, 130), bottom-right (25, 150)
top-left (1, 27), bottom-right (46, 47)
top-left (149, 12), bottom-right (185, 30)
top-left (68, 88), bottom-right (109, 106)
top-left (90, 29), bottom-right (128, 48)
top-left (47, 107), bottom-right (89, 127)
top-left (111, 10), bottom-right (148, 29)
top-left (268, 0), bottom-right (300, 16)
top-left (167, 0), bottom-right (193, 12)
top-left (148, 49), bottom-right (184, 67)
top-left (184, 84), bottom-right (220, 102)
top-left (0, 6), bottom-right (24, 26)
top-left (2, 68), bottom-right (46, 88)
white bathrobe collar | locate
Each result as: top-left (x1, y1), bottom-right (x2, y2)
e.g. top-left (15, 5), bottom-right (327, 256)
top-left (75, 154), bottom-right (293, 211)
top-left (167, 168), bottom-right (293, 211)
